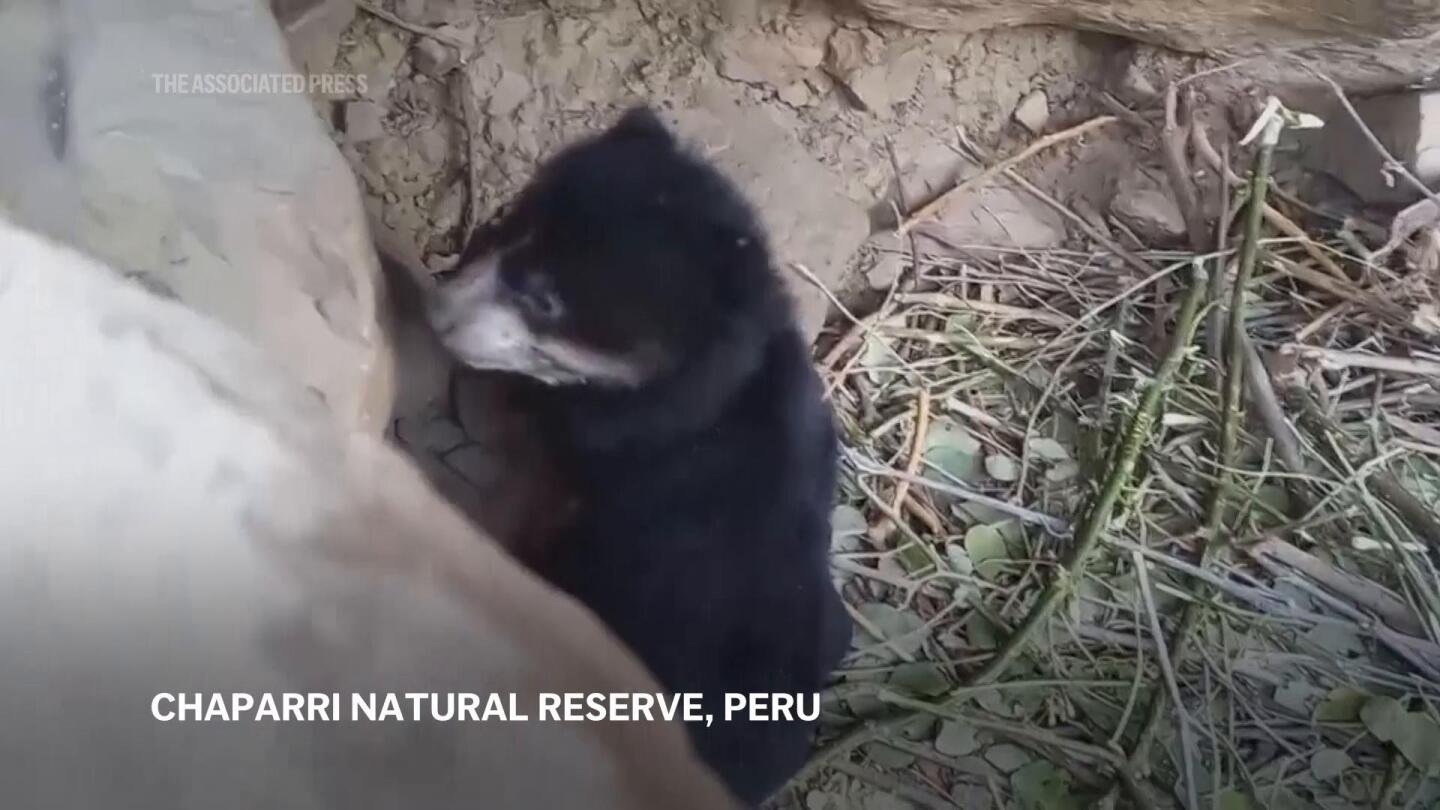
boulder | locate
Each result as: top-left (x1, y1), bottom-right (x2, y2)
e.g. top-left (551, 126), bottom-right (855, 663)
top-left (0, 218), bottom-right (739, 810)
top-left (0, 0), bottom-right (393, 434)
top-left (1111, 169), bottom-right (1188, 244)
top-left (846, 0), bottom-right (1440, 56)
top-left (1013, 89), bottom-right (1049, 134)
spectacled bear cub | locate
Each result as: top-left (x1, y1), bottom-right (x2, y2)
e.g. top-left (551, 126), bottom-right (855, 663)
top-left (426, 107), bottom-right (851, 804)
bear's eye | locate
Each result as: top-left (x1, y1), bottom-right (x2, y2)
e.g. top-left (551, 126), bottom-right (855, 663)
top-left (522, 286), bottom-right (564, 323)
top-left (504, 266), bottom-right (563, 324)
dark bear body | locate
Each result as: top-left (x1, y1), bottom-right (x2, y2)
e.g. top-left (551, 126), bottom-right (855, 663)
top-left (426, 107), bottom-right (851, 804)
top-left (524, 316), bottom-right (850, 804)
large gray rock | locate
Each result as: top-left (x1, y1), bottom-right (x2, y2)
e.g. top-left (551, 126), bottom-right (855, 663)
top-left (0, 218), bottom-right (739, 810)
top-left (848, 0), bottom-right (1440, 52)
top-left (0, 0), bottom-right (393, 434)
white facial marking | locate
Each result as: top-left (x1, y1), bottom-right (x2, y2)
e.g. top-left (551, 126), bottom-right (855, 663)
top-left (539, 338), bottom-right (651, 387)
top-left (425, 251), bottom-right (652, 387)
top-left (426, 253), bottom-right (549, 377)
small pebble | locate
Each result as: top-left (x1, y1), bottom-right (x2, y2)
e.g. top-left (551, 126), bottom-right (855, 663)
top-left (1013, 88), bottom-right (1049, 134)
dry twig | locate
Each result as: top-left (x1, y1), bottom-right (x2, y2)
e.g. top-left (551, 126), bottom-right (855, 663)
top-left (897, 116), bottom-right (1117, 236)
top-left (355, 0), bottom-right (471, 51)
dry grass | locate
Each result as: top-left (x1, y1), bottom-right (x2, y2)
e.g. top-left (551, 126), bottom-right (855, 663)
top-left (794, 88), bottom-right (1440, 810)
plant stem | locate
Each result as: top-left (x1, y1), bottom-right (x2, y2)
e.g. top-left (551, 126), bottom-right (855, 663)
top-left (1103, 111), bottom-right (1283, 807)
top-left (962, 260), bottom-right (1210, 689)
top-left (796, 259), bottom-right (1211, 789)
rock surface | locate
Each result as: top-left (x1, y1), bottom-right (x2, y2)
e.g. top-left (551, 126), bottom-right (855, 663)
top-left (663, 99), bottom-right (869, 341)
top-left (916, 185), bottom-right (1068, 253)
top-left (848, 0), bottom-right (1440, 54)
top-left (274, 0), bottom-right (356, 79)
top-left (344, 100), bottom-right (388, 142)
top-left (1012, 88), bottom-right (1049, 134)
top-left (338, 0), bottom-right (1114, 317)
top-left (385, 1), bottom-right (870, 343)
top-left (864, 234), bottom-right (909, 291)
top-left (1111, 169), bottom-right (1187, 244)
top-left (0, 217), bottom-right (738, 810)
top-left (0, 0), bottom-right (393, 433)
top-left (1304, 90), bottom-right (1440, 205)
top-left (412, 37), bottom-right (461, 77)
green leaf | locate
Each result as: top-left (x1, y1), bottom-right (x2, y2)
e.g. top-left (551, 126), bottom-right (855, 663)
top-left (1315, 687), bottom-right (1369, 723)
top-left (1027, 437), bottom-right (1070, 462)
top-left (954, 501), bottom-right (1010, 526)
top-left (967, 612), bottom-right (999, 651)
top-left (831, 505), bottom-right (868, 552)
top-left (945, 312), bottom-right (980, 333)
top-left (855, 602), bottom-right (927, 659)
top-left (864, 742), bottom-right (915, 769)
top-left (948, 755), bottom-right (996, 779)
top-left (1274, 678), bottom-right (1321, 715)
top-left (859, 335), bottom-right (894, 384)
top-left (1010, 759), bottom-right (1077, 810)
top-left (1044, 460), bottom-right (1080, 483)
top-left (995, 520), bottom-right (1024, 544)
top-left (935, 720), bottom-right (980, 756)
top-left (893, 541), bottom-right (936, 574)
top-left (1339, 772), bottom-right (1377, 803)
top-left (926, 418), bottom-right (981, 453)
top-left (949, 784), bottom-right (990, 809)
top-left (1303, 625), bottom-right (1365, 659)
top-left (985, 453), bottom-right (1020, 482)
top-left (888, 662), bottom-right (949, 697)
top-left (925, 419), bottom-right (983, 483)
top-left (1362, 696), bottom-right (1413, 741)
top-left (965, 522), bottom-right (1011, 580)
top-left (976, 686), bottom-right (1023, 718)
top-left (1253, 484), bottom-right (1292, 519)
top-left (900, 714), bottom-right (935, 740)
top-left (1310, 748), bottom-right (1352, 781)
top-left (945, 543), bottom-right (974, 575)
top-left (805, 791), bottom-right (843, 810)
top-left (1361, 696), bottom-right (1440, 773)
top-left (1216, 790), bottom-right (1253, 810)
top-left (985, 744), bottom-right (1032, 773)
top-left (846, 691), bottom-right (887, 719)
top-left (951, 581), bottom-right (979, 609)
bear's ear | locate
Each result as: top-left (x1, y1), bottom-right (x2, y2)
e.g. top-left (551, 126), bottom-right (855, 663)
top-left (608, 106), bottom-right (674, 145)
